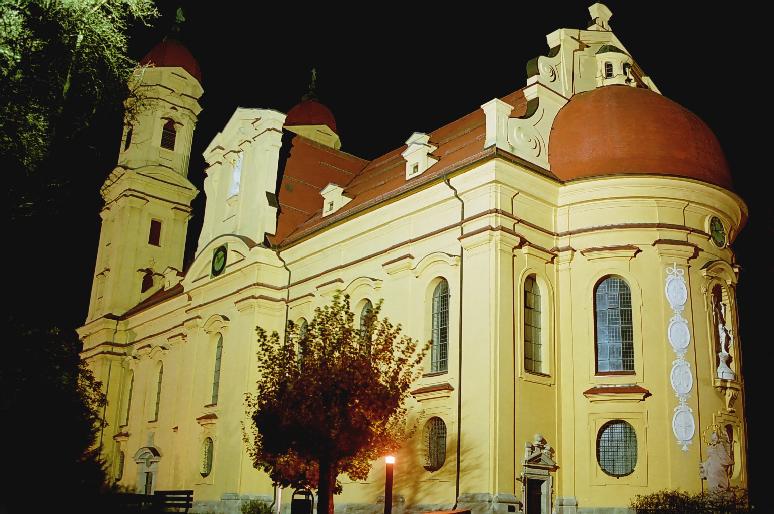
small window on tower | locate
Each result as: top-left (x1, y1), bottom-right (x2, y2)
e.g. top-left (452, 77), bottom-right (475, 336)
top-left (148, 220), bottom-right (161, 246)
top-left (412, 163), bottom-right (419, 175)
top-left (327, 201), bottom-right (334, 212)
top-left (124, 126), bottom-right (133, 150)
top-left (604, 61), bottom-right (614, 78)
top-left (160, 120), bottom-right (176, 150)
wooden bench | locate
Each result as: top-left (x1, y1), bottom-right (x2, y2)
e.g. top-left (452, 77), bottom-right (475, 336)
top-left (152, 490), bottom-right (194, 513)
top-left (110, 490), bottom-right (193, 513)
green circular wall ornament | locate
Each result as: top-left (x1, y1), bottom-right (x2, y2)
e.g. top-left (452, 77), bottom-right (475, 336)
top-left (709, 217), bottom-right (726, 248)
top-left (211, 245), bottom-right (228, 277)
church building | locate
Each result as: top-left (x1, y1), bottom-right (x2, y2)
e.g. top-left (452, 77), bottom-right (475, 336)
top-left (78, 4), bottom-right (749, 513)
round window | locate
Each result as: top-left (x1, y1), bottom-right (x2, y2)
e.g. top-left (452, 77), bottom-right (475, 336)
top-left (597, 420), bottom-right (637, 477)
top-left (709, 217), bottom-right (726, 248)
top-left (423, 417), bottom-right (447, 471)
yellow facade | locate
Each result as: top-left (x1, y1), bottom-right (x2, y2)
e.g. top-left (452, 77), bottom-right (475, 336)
top-left (79, 5), bottom-right (748, 514)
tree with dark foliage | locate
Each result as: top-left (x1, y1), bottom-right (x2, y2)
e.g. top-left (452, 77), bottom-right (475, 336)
top-left (1, 317), bottom-right (109, 514)
top-left (0, 0), bottom-right (158, 220)
top-left (245, 294), bottom-right (427, 514)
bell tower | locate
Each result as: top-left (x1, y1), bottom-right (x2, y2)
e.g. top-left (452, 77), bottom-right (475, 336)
top-left (86, 37), bottom-right (203, 321)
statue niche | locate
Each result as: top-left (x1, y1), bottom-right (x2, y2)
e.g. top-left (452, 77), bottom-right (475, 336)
top-left (711, 285), bottom-right (735, 380)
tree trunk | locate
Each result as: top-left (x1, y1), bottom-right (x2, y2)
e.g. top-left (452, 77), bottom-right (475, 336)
top-left (317, 458), bottom-right (336, 514)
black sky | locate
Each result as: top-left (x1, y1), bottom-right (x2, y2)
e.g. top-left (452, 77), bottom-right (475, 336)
top-left (18, 1), bottom-right (767, 506)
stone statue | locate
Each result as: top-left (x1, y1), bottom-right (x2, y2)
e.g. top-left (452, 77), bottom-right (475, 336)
top-left (712, 290), bottom-right (735, 380)
top-left (699, 431), bottom-right (732, 490)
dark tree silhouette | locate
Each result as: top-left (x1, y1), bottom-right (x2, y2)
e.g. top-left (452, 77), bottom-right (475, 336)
top-left (0, 0), bottom-right (158, 220)
top-left (245, 294), bottom-right (428, 514)
top-left (1, 317), bottom-right (109, 514)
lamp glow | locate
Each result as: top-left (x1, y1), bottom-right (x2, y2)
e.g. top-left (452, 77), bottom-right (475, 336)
top-left (384, 455), bottom-right (395, 514)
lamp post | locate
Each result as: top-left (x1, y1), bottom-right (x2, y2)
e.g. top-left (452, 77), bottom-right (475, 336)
top-left (384, 455), bottom-right (395, 514)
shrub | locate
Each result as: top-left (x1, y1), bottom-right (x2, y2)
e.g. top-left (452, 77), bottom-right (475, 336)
top-left (630, 487), bottom-right (750, 513)
top-left (241, 499), bottom-right (274, 514)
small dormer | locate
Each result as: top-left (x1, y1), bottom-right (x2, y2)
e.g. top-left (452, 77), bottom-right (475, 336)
top-left (401, 132), bottom-right (438, 180)
top-left (320, 183), bottom-right (352, 217)
top-left (596, 45), bottom-right (635, 87)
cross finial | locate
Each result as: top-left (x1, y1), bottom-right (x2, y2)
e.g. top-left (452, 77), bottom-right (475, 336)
top-left (302, 67), bottom-right (318, 100)
top-left (171, 7), bottom-right (186, 34)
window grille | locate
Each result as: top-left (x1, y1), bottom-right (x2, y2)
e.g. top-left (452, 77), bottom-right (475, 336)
top-left (597, 420), bottom-right (637, 477)
top-left (211, 334), bottom-right (223, 405)
top-left (115, 451), bottom-right (125, 481)
top-left (152, 363), bottom-right (163, 421)
top-left (297, 318), bottom-right (308, 369)
top-left (424, 417), bottom-right (447, 471)
top-left (431, 280), bottom-right (449, 372)
top-left (201, 437), bottom-right (214, 477)
top-left (360, 300), bottom-right (373, 352)
top-left (604, 61), bottom-right (614, 78)
top-left (121, 371), bottom-right (134, 426)
top-left (160, 120), bottom-right (176, 150)
top-left (524, 275), bottom-right (542, 373)
top-left (595, 276), bottom-right (634, 372)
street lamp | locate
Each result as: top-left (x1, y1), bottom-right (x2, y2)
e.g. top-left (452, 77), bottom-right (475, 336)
top-left (384, 455), bottom-right (395, 514)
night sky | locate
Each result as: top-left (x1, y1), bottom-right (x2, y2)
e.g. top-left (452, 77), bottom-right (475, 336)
top-left (16, 1), bottom-right (767, 505)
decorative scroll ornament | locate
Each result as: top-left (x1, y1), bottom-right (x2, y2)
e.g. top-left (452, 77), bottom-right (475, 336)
top-left (511, 125), bottom-right (542, 158)
top-left (538, 57), bottom-right (557, 82)
top-left (665, 263), bottom-right (695, 451)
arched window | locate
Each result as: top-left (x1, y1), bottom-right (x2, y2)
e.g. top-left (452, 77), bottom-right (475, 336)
top-left (201, 437), bottom-right (214, 477)
top-left (431, 280), bottom-right (449, 373)
top-left (297, 318), bottom-right (308, 368)
top-left (597, 420), bottom-right (637, 477)
top-left (524, 275), bottom-right (543, 373)
top-left (423, 417), bottom-right (447, 471)
top-left (124, 125), bottom-right (133, 150)
top-left (120, 370), bottom-right (134, 426)
top-left (228, 152), bottom-right (243, 197)
top-left (595, 276), bottom-right (633, 373)
top-left (211, 334), bottom-right (223, 405)
top-left (115, 450), bottom-right (125, 481)
top-left (151, 363), bottom-right (163, 422)
top-left (160, 119), bottom-right (176, 150)
top-left (360, 300), bottom-right (373, 353)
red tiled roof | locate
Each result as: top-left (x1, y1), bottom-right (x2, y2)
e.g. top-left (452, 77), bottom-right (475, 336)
top-left (271, 89), bottom-right (527, 246)
top-left (118, 90), bottom-right (528, 317)
top-left (140, 38), bottom-right (202, 82)
top-left (120, 283), bottom-right (184, 318)
top-left (269, 136), bottom-right (368, 245)
top-left (285, 99), bottom-right (338, 133)
top-left (549, 85), bottom-right (732, 189)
